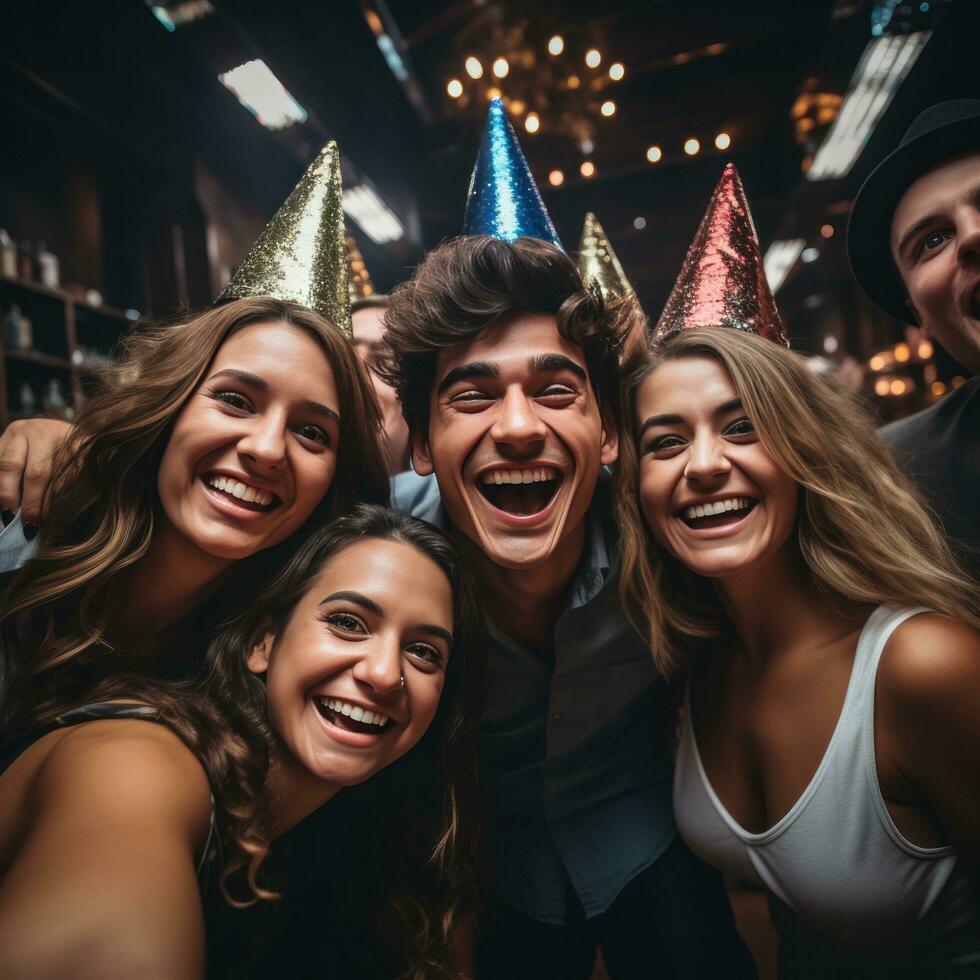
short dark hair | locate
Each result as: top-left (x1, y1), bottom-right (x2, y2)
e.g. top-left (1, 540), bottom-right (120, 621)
top-left (380, 236), bottom-right (634, 437)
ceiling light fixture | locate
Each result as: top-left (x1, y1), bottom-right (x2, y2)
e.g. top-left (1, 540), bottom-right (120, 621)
top-left (808, 31), bottom-right (930, 180)
top-left (218, 60), bottom-right (307, 130)
top-left (342, 185), bottom-right (404, 244)
top-left (763, 239), bottom-right (806, 292)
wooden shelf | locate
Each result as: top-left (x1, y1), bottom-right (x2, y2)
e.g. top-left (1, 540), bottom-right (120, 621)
top-left (3, 349), bottom-right (70, 370)
top-left (0, 275), bottom-right (133, 429)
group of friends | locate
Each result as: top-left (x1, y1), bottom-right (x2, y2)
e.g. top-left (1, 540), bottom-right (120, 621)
top-left (0, 95), bottom-right (977, 980)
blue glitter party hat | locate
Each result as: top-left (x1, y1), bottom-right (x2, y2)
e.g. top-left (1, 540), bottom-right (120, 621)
top-left (462, 98), bottom-right (563, 249)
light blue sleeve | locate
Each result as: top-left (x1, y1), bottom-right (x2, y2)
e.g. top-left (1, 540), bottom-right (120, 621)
top-left (390, 469), bottom-right (446, 527)
top-left (0, 511), bottom-right (39, 573)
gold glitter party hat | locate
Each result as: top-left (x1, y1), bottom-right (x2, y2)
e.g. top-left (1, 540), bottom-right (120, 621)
top-left (577, 212), bottom-right (634, 301)
top-left (652, 163), bottom-right (787, 346)
top-left (218, 140), bottom-right (352, 336)
top-left (346, 234), bottom-right (375, 304)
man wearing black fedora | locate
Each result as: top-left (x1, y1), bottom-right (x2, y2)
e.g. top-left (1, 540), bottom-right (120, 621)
top-left (848, 99), bottom-right (980, 572)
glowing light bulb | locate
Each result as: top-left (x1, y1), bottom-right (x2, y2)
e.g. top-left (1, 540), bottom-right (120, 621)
top-left (600, 100), bottom-right (616, 117)
top-left (447, 79), bottom-right (463, 98)
top-left (525, 112), bottom-right (540, 134)
top-left (465, 56), bottom-right (483, 79)
top-left (492, 57), bottom-right (509, 79)
top-left (684, 137), bottom-right (700, 156)
top-left (548, 35), bottom-right (564, 56)
top-left (609, 62), bottom-right (625, 81)
top-left (580, 161), bottom-right (595, 178)
top-left (714, 132), bottom-right (731, 150)
top-left (548, 169), bottom-right (564, 187)
top-left (894, 342), bottom-right (910, 362)
top-left (646, 145), bottom-right (662, 163)
top-left (585, 49), bottom-right (601, 69)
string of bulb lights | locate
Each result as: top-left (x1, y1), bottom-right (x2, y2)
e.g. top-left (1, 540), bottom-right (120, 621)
top-left (446, 33), bottom-right (734, 179)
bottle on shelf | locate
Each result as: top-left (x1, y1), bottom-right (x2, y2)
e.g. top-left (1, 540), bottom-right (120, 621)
top-left (18, 381), bottom-right (37, 416)
top-left (42, 378), bottom-right (67, 416)
top-left (3, 304), bottom-right (33, 351)
top-left (35, 241), bottom-right (59, 289)
top-left (0, 229), bottom-right (16, 278)
top-left (17, 240), bottom-right (33, 281)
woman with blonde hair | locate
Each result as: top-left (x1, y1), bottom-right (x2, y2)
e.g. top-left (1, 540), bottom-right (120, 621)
top-left (617, 166), bottom-right (980, 975)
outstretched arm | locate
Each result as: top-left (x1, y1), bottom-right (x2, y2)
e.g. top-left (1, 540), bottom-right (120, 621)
top-left (0, 719), bottom-right (213, 979)
top-left (0, 418), bottom-right (73, 524)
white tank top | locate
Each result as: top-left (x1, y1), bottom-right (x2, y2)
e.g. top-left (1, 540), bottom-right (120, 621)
top-left (675, 604), bottom-right (980, 975)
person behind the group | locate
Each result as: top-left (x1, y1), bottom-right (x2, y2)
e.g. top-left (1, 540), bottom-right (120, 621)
top-left (0, 294), bottom-right (388, 727)
top-left (382, 233), bottom-right (754, 977)
top-left (352, 294), bottom-right (412, 474)
top-left (848, 99), bottom-right (980, 570)
top-left (617, 325), bottom-right (980, 975)
top-left (0, 504), bottom-right (481, 980)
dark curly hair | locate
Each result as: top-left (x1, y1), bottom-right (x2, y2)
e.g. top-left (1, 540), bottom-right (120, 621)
top-left (380, 235), bottom-right (638, 439)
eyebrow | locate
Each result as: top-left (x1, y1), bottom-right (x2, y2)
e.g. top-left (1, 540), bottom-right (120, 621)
top-left (529, 353), bottom-right (588, 381)
top-left (895, 182), bottom-right (980, 259)
top-left (319, 591), bottom-right (453, 646)
top-left (208, 368), bottom-right (340, 425)
top-left (638, 397), bottom-right (744, 436)
top-left (437, 361), bottom-right (500, 395)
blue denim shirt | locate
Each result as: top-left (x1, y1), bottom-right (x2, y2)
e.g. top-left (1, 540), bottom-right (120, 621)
top-left (392, 469), bottom-right (676, 924)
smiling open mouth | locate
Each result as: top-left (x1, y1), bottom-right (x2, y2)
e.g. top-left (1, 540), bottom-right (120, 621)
top-left (478, 467), bottom-right (563, 516)
top-left (314, 697), bottom-right (393, 735)
top-left (203, 473), bottom-right (280, 512)
top-left (680, 496), bottom-right (757, 529)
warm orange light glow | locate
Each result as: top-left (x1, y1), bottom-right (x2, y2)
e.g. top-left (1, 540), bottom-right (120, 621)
top-left (714, 132), bottom-right (731, 150)
top-left (609, 62), bottom-right (625, 81)
top-left (465, 56), bottom-right (483, 79)
top-left (931, 381), bottom-right (947, 396)
top-left (684, 138), bottom-right (701, 156)
top-left (585, 49), bottom-right (601, 69)
top-left (646, 145), bottom-right (662, 163)
top-left (548, 35), bottom-right (565, 56)
top-left (600, 100), bottom-right (616, 117)
top-left (580, 160), bottom-right (595, 178)
top-left (820, 223), bottom-right (834, 239)
top-left (525, 112), bottom-right (540, 133)
top-left (447, 78), bottom-right (463, 98)
top-left (869, 355), bottom-right (886, 371)
top-left (567, 75), bottom-right (581, 89)
top-left (894, 342), bottom-right (910, 362)
top-left (492, 57), bottom-right (509, 78)
top-left (548, 169), bottom-right (564, 187)
top-left (889, 379), bottom-right (906, 395)
top-left (917, 340), bottom-right (934, 359)
top-left (874, 378), bottom-right (890, 396)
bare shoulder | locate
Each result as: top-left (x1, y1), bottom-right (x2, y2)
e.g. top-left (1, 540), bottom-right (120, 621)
top-left (878, 612), bottom-right (980, 715)
top-left (35, 717), bottom-right (211, 835)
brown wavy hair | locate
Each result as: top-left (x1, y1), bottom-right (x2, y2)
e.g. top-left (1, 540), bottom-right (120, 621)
top-left (380, 235), bottom-right (638, 438)
top-left (2, 505), bottom-right (482, 978)
top-left (617, 328), bottom-right (980, 676)
top-left (1, 297), bottom-right (389, 730)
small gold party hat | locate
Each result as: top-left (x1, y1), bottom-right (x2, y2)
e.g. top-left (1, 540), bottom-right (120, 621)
top-left (577, 212), bottom-right (634, 301)
top-left (219, 140), bottom-right (351, 337)
top-left (652, 163), bottom-right (787, 346)
top-left (345, 235), bottom-right (375, 304)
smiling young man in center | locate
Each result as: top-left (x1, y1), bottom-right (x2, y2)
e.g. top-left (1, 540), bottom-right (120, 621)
top-left (383, 215), bottom-right (752, 975)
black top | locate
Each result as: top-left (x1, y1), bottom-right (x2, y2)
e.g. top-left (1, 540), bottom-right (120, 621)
top-left (881, 376), bottom-right (980, 576)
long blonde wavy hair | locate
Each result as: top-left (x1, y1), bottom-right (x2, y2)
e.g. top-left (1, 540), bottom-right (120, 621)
top-left (1, 296), bottom-right (389, 730)
top-left (617, 327), bottom-right (979, 677)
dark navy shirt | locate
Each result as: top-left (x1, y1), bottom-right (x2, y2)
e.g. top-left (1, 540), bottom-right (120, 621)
top-left (391, 469), bottom-right (676, 924)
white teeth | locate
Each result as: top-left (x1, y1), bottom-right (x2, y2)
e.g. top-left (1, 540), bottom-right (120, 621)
top-left (481, 467), bottom-right (557, 485)
top-left (206, 475), bottom-right (274, 507)
top-left (318, 697), bottom-right (388, 728)
top-left (682, 497), bottom-right (752, 521)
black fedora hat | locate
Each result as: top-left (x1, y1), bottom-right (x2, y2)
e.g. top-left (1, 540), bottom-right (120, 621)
top-left (847, 100), bottom-right (980, 323)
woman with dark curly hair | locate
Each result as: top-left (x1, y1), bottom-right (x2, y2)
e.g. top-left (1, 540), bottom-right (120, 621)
top-left (0, 504), bottom-right (482, 980)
